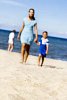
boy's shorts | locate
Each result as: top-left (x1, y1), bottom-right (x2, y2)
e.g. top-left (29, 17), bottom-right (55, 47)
top-left (39, 53), bottom-right (46, 57)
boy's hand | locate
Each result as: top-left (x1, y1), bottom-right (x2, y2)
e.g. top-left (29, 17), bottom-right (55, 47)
top-left (46, 51), bottom-right (48, 55)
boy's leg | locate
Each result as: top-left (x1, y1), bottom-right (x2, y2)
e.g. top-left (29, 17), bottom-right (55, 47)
top-left (24, 44), bottom-right (30, 63)
top-left (41, 55), bottom-right (44, 66)
top-left (8, 44), bottom-right (11, 51)
top-left (38, 54), bottom-right (41, 66)
top-left (10, 44), bottom-right (14, 52)
top-left (21, 43), bottom-right (26, 63)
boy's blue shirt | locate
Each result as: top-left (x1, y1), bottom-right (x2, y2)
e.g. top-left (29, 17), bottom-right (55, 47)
top-left (39, 37), bottom-right (49, 55)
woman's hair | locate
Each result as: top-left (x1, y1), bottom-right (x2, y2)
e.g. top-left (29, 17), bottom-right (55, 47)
top-left (29, 8), bottom-right (35, 13)
top-left (29, 8), bottom-right (35, 20)
top-left (42, 31), bottom-right (48, 38)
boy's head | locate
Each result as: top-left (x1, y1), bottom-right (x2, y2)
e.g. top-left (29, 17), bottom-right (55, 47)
top-left (12, 30), bottom-right (16, 33)
top-left (42, 31), bottom-right (48, 38)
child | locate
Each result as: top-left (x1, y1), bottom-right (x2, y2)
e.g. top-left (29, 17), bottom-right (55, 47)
top-left (8, 30), bottom-right (16, 52)
top-left (37, 31), bottom-right (49, 66)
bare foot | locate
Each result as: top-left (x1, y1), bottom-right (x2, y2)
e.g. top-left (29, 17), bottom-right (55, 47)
top-left (20, 61), bottom-right (24, 64)
top-left (38, 63), bottom-right (40, 66)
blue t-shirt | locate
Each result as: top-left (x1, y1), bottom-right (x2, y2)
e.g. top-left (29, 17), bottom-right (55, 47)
top-left (39, 37), bottom-right (49, 56)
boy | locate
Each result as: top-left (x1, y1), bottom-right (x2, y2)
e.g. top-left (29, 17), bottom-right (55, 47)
top-left (37, 31), bottom-right (49, 66)
top-left (8, 30), bottom-right (16, 52)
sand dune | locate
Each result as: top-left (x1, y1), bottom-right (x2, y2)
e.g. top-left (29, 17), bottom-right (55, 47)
top-left (0, 49), bottom-right (67, 100)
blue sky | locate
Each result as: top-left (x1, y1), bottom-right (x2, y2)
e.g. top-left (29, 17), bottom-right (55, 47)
top-left (0, 0), bottom-right (67, 38)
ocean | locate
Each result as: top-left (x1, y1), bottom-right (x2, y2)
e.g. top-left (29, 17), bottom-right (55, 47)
top-left (0, 29), bottom-right (67, 61)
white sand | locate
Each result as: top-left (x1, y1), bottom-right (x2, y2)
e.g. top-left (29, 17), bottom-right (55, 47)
top-left (0, 49), bottom-right (67, 100)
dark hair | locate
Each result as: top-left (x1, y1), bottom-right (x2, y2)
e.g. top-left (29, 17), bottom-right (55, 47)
top-left (29, 8), bottom-right (35, 20)
top-left (29, 8), bottom-right (35, 13)
top-left (42, 31), bottom-right (48, 37)
top-left (12, 30), bottom-right (16, 33)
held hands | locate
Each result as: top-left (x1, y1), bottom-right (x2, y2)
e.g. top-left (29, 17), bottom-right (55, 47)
top-left (34, 37), bottom-right (38, 43)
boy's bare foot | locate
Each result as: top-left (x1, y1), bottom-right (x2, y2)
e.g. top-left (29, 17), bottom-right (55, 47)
top-left (20, 60), bottom-right (24, 64)
top-left (20, 61), bottom-right (27, 65)
top-left (38, 63), bottom-right (41, 66)
top-left (38, 63), bottom-right (43, 67)
top-left (20, 61), bottom-right (23, 64)
top-left (41, 64), bottom-right (43, 67)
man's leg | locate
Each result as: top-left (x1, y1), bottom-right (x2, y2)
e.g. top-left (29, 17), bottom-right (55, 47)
top-left (10, 44), bottom-right (14, 52)
top-left (8, 44), bottom-right (11, 51)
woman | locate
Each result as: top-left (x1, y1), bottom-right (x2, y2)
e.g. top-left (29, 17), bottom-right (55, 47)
top-left (17, 8), bottom-right (38, 63)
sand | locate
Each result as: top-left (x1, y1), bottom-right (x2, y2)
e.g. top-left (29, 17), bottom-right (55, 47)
top-left (0, 49), bottom-right (67, 100)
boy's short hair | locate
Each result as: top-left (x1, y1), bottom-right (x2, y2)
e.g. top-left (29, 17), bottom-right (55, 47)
top-left (12, 30), bottom-right (16, 33)
top-left (42, 31), bottom-right (48, 37)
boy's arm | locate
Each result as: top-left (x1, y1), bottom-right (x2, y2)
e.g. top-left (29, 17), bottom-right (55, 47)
top-left (36, 42), bottom-right (40, 45)
top-left (46, 44), bottom-right (49, 54)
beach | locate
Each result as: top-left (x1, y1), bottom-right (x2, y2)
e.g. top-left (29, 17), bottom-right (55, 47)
top-left (0, 49), bottom-right (67, 100)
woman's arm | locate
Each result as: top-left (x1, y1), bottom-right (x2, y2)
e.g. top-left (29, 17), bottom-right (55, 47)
top-left (34, 24), bottom-right (38, 43)
top-left (17, 22), bottom-right (25, 40)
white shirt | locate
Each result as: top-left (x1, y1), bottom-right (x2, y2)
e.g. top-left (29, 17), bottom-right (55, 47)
top-left (41, 38), bottom-right (49, 45)
top-left (39, 37), bottom-right (49, 45)
top-left (8, 32), bottom-right (15, 44)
